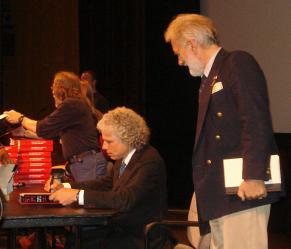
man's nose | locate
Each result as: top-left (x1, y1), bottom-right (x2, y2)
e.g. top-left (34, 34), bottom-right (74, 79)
top-left (178, 58), bottom-right (185, 66)
top-left (102, 142), bottom-right (108, 150)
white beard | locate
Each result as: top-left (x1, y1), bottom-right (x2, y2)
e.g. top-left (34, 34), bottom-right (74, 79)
top-left (187, 56), bottom-right (204, 77)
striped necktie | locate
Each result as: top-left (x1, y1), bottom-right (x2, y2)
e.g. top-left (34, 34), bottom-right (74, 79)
top-left (119, 161), bottom-right (126, 177)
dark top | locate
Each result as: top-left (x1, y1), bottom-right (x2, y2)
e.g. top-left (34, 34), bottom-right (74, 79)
top-left (193, 49), bottom-right (283, 222)
top-left (71, 145), bottom-right (167, 248)
top-left (94, 91), bottom-right (109, 113)
top-left (36, 98), bottom-right (99, 160)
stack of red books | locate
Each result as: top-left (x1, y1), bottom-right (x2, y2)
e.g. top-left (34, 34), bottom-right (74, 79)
top-left (6, 139), bottom-right (53, 185)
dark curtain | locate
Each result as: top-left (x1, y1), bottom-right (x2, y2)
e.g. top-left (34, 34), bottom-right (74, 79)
top-left (79, 0), bottom-right (200, 207)
top-left (79, 0), bottom-right (146, 113)
top-left (145, 2), bottom-right (200, 207)
top-left (0, 0), bottom-right (79, 118)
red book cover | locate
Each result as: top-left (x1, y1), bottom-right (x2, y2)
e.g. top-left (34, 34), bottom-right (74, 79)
top-left (17, 167), bottom-right (51, 174)
top-left (11, 139), bottom-right (53, 147)
top-left (18, 145), bottom-right (53, 152)
top-left (18, 151), bottom-right (52, 157)
top-left (4, 145), bottom-right (18, 153)
top-left (14, 179), bottom-right (48, 185)
top-left (14, 173), bottom-right (50, 180)
top-left (17, 157), bottom-right (52, 163)
top-left (19, 162), bottom-right (52, 168)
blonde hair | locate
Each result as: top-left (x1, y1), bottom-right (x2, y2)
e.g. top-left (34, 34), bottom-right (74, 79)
top-left (97, 107), bottom-right (150, 150)
top-left (164, 13), bottom-right (219, 47)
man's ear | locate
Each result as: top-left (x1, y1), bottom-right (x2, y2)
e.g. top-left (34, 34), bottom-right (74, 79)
top-left (188, 39), bottom-right (198, 52)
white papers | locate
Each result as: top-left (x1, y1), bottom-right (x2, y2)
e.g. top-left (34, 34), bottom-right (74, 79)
top-left (223, 155), bottom-right (281, 194)
top-left (0, 113), bottom-right (8, 120)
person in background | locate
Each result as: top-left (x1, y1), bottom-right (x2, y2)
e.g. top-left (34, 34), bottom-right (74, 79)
top-left (4, 71), bottom-right (107, 182)
top-left (80, 79), bottom-right (110, 174)
top-left (164, 14), bottom-right (284, 249)
top-left (48, 107), bottom-right (169, 249)
top-left (80, 79), bottom-right (103, 122)
top-left (81, 70), bottom-right (110, 113)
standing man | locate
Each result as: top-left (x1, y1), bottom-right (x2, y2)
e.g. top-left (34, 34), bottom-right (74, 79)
top-left (164, 14), bottom-right (284, 249)
top-left (81, 70), bottom-right (110, 113)
top-left (48, 107), bottom-right (169, 249)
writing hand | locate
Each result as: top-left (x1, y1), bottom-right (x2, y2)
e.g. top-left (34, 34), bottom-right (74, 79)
top-left (44, 178), bottom-right (63, 192)
top-left (49, 188), bottom-right (79, 206)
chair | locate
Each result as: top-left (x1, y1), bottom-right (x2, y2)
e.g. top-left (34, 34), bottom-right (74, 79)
top-left (144, 218), bottom-right (198, 249)
top-left (144, 193), bottom-right (211, 249)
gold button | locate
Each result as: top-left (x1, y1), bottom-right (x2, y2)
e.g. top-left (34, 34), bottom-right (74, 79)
top-left (215, 135), bottom-right (221, 140)
top-left (216, 112), bottom-right (223, 117)
top-left (206, 160), bottom-right (212, 165)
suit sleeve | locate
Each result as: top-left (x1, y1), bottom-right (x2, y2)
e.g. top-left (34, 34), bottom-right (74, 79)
top-left (82, 156), bottom-right (164, 211)
top-left (71, 174), bottom-right (113, 191)
top-left (229, 52), bottom-right (275, 180)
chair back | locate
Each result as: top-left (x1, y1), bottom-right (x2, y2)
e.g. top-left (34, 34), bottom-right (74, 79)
top-left (144, 221), bottom-right (176, 249)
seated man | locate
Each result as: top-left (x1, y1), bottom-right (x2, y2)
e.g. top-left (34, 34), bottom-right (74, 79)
top-left (48, 107), bottom-right (169, 249)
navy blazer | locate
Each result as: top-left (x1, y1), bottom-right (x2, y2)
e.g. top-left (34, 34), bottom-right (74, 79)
top-left (71, 145), bottom-right (168, 246)
top-left (193, 49), bottom-right (283, 221)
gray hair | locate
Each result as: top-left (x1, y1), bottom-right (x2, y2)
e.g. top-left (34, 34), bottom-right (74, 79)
top-left (97, 107), bottom-right (150, 150)
top-left (164, 14), bottom-right (219, 47)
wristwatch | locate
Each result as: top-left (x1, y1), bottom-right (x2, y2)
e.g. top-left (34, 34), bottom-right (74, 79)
top-left (18, 114), bottom-right (25, 124)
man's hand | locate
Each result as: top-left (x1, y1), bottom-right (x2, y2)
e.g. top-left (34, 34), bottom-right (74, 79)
top-left (44, 178), bottom-right (64, 192)
top-left (49, 188), bottom-right (79, 206)
top-left (237, 179), bottom-right (267, 201)
top-left (3, 110), bottom-right (22, 124)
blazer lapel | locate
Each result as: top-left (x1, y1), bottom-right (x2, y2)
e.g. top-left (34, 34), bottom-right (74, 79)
top-left (194, 49), bottom-right (228, 150)
top-left (194, 76), bottom-right (212, 149)
top-left (112, 151), bottom-right (140, 190)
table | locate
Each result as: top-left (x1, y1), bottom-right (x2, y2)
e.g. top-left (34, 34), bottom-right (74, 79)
top-left (0, 185), bottom-right (116, 248)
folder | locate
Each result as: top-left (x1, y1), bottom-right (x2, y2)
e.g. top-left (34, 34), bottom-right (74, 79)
top-left (223, 155), bottom-right (281, 194)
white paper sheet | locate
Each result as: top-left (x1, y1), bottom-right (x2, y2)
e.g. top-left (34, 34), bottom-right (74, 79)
top-left (223, 155), bottom-right (281, 194)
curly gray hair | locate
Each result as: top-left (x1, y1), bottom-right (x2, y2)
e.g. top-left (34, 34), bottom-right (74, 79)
top-left (97, 107), bottom-right (150, 150)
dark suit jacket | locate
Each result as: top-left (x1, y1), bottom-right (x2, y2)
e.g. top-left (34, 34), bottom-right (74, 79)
top-left (71, 145), bottom-right (168, 248)
top-left (193, 49), bottom-right (283, 222)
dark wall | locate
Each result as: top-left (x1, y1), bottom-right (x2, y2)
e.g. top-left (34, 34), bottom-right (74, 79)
top-left (144, 1), bottom-right (200, 207)
top-left (0, 0), bottom-right (79, 118)
top-left (79, 0), bottom-right (146, 112)
top-left (78, 0), bottom-right (201, 208)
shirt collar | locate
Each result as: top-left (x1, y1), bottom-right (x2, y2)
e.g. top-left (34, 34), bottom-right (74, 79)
top-left (123, 148), bottom-right (136, 165)
top-left (203, 47), bottom-right (222, 77)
